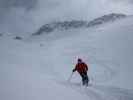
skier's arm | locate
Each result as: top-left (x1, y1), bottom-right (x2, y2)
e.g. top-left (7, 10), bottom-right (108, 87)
top-left (72, 64), bottom-right (77, 72)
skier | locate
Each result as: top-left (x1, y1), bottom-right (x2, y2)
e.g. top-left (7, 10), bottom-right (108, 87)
top-left (73, 58), bottom-right (89, 86)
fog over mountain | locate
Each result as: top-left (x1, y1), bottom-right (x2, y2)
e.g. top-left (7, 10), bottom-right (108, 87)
top-left (0, 0), bottom-right (133, 34)
top-left (1, 1), bottom-right (133, 100)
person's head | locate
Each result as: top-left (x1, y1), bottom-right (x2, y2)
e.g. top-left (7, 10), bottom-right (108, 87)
top-left (77, 58), bottom-right (82, 63)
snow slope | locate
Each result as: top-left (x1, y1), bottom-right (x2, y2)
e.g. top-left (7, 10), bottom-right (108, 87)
top-left (0, 16), bottom-right (133, 100)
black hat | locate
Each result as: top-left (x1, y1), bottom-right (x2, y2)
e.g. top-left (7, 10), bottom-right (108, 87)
top-left (78, 58), bottom-right (82, 62)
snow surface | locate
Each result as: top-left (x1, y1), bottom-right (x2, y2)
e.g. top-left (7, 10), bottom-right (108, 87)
top-left (0, 16), bottom-right (133, 100)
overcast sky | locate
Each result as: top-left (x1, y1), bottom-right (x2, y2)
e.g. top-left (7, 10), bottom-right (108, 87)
top-left (0, 0), bottom-right (133, 34)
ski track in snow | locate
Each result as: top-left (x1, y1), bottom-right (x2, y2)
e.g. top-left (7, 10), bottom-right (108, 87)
top-left (58, 81), bottom-right (133, 100)
top-left (48, 31), bottom-right (117, 83)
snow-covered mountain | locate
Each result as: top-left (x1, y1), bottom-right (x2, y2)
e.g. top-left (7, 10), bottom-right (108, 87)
top-left (33, 20), bottom-right (88, 35)
top-left (0, 14), bottom-right (133, 100)
top-left (87, 13), bottom-right (126, 27)
top-left (33, 13), bottom-right (126, 35)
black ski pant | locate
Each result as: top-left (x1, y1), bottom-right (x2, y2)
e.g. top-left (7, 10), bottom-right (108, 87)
top-left (80, 72), bottom-right (89, 86)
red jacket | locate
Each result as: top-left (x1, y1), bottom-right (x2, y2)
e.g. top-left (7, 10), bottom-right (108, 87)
top-left (73, 62), bottom-right (88, 74)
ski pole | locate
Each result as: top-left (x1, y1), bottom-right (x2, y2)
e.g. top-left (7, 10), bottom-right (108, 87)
top-left (67, 72), bottom-right (74, 82)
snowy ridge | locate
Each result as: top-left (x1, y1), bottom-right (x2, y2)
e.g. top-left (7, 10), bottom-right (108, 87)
top-left (87, 13), bottom-right (126, 27)
top-left (33, 13), bottom-right (126, 35)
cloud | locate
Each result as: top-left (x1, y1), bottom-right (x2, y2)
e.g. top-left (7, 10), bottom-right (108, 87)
top-left (0, 0), bottom-right (133, 34)
top-left (110, 0), bottom-right (133, 3)
top-left (0, 0), bottom-right (37, 9)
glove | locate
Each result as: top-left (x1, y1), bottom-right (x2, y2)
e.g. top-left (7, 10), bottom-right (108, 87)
top-left (72, 69), bottom-right (76, 72)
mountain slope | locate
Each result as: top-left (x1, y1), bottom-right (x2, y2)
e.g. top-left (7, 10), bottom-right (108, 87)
top-left (0, 15), bottom-right (133, 100)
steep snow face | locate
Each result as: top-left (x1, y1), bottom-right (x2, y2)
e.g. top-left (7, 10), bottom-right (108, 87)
top-left (41, 16), bottom-right (133, 89)
top-left (0, 16), bottom-right (133, 100)
top-left (91, 16), bottom-right (133, 89)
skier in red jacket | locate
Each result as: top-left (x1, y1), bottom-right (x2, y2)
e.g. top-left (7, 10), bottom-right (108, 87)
top-left (73, 58), bottom-right (89, 86)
